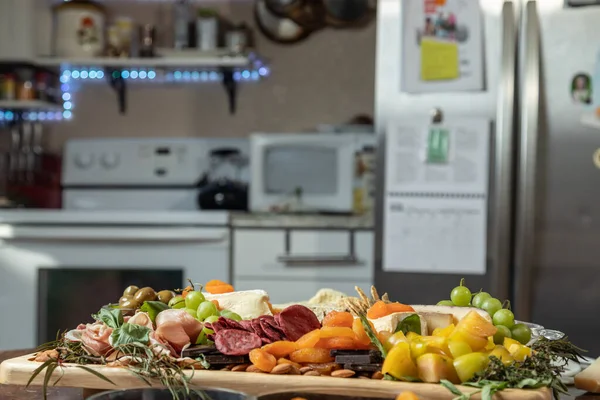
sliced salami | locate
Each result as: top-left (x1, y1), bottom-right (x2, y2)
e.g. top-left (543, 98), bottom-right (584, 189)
top-left (250, 319), bottom-right (264, 336)
top-left (206, 320), bottom-right (227, 333)
top-left (259, 318), bottom-right (284, 342)
top-left (238, 320), bottom-right (254, 332)
top-left (214, 329), bottom-right (262, 356)
top-left (220, 317), bottom-right (245, 331)
top-left (275, 305), bottom-right (321, 341)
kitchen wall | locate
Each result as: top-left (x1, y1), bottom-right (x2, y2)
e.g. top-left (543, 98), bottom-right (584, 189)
top-left (46, 1), bottom-right (376, 153)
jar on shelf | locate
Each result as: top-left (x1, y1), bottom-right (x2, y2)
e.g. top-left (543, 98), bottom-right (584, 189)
top-left (36, 72), bottom-right (50, 102)
top-left (16, 69), bottom-right (35, 101)
top-left (53, 0), bottom-right (106, 58)
top-left (1, 73), bottom-right (16, 100)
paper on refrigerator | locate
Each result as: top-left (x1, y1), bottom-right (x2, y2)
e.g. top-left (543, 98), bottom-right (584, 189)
top-left (383, 119), bottom-right (490, 275)
top-left (401, 0), bottom-right (484, 93)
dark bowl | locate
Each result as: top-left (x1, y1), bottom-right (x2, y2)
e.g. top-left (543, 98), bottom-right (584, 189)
top-left (87, 388), bottom-right (255, 400)
top-left (259, 392), bottom-right (395, 400)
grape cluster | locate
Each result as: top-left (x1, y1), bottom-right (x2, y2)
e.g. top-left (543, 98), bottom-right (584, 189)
top-left (438, 280), bottom-right (532, 345)
top-left (168, 290), bottom-right (242, 345)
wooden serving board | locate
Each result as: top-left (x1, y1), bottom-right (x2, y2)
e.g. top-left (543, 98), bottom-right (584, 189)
top-left (0, 354), bottom-right (551, 400)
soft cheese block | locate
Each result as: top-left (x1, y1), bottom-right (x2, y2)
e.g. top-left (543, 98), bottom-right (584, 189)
top-left (418, 312), bottom-right (454, 331)
top-left (575, 358), bottom-right (600, 393)
top-left (411, 305), bottom-right (492, 324)
top-left (203, 290), bottom-right (272, 320)
top-left (369, 312), bottom-right (429, 336)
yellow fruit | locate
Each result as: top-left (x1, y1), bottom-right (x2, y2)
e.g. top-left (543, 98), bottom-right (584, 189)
top-left (453, 352), bottom-right (489, 383)
top-left (489, 345), bottom-right (514, 366)
top-left (416, 353), bottom-right (460, 383)
top-left (433, 324), bottom-right (455, 338)
top-left (382, 342), bottom-right (418, 380)
top-left (455, 311), bottom-right (498, 338)
top-left (448, 340), bottom-right (472, 358)
top-left (449, 329), bottom-right (488, 351)
top-left (385, 331), bottom-right (409, 351)
top-left (406, 332), bottom-right (421, 342)
top-left (485, 337), bottom-right (496, 351)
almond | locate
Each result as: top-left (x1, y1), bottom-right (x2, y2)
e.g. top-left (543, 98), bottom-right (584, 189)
top-left (246, 365), bottom-right (264, 373)
top-left (331, 369), bottom-right (356, 378)
top-left (371, 371), bottom-right (384, 380)
top-left (231, 364), bottom-right (249, 372)
top-left (299, 366), bottom-right (313, 374)
top-left (270, 363), bottom-right (293, 375)
top-left (289, 365), bottom-right (302, 375)
top-left (303, 370), bottom-right (321, 376)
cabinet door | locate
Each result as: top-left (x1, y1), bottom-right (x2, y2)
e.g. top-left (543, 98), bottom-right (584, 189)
top-left (234, 278), bottom-right (373, 305)
top-left (233, 229), bottom-right (373, 281)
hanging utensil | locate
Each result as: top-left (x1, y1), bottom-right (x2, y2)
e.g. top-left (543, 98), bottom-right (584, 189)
top-left (254, 0), bottom-right (312, 44)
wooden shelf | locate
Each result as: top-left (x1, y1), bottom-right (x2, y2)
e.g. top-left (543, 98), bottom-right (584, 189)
top-left (35, 49), bottom-right (253, 69)
top-left (0, 100), bottom-right (62, 111)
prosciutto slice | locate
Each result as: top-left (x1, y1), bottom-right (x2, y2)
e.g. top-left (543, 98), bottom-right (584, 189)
top-left (80, 322), bottom-right (113, 356)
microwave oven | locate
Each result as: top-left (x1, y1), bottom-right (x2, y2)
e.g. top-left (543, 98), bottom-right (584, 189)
top-left (249, 133), bottom-right (375, 213)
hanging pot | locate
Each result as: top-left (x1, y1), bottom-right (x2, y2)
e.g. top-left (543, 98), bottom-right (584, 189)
top-left (254, 0), bottom-right (312, 44)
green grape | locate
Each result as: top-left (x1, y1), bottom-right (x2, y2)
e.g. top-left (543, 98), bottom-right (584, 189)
top-left (493, 325), bottom-right (512, 345)
top-left (471, 292), bottom-right (491, 309)
top-left (185, 291), bottom-right (206, 310)
top-left (492, 309), bottom-right (515, 328)
top-left (195, 330), bottom-right (208, 345)
top-left (220, 310), bottom-right (242, 321)
top-left (511, 323), bottom-right (532, 345)
top-left (197, 301), bottom-right (219, 321)
top-left (168, 295), bottom-right (186, 309)
top-left (437, 300), bottom-right (454, 306)
top-left (184, 308), bottom-right (197, 317)
top-left (450, 285), bottom-right (472, 307)
top-left (203, 314), bottom-right (219, 334)
top-left (481, 298), bottom-right (503, 317)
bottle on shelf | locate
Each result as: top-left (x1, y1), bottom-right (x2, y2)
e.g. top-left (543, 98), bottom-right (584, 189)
top-left (173, 0), bottom-right (192, 49)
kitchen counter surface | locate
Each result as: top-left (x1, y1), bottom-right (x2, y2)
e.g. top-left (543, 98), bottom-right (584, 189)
top-left (0, 349), bottom-right (596, 400)
top-left (230, 212), bottom-right (374, 229)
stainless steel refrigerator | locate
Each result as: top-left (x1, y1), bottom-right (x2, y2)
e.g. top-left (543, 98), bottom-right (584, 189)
top-left (374, 0), bottom-right (600, 354)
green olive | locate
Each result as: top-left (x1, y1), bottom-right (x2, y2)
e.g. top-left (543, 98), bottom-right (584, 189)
top-left (120, 298), bottom-right (141, 310)
top-left (133, 287), bottom-right (157, 303)
top-left (118, 295), bottom-right (132, 306)
top-left (123, 285), bottom-right (140, 297)
top-left (157, 290), bottom-right (175, 304)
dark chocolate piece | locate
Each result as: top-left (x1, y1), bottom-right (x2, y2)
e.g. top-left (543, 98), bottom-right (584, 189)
top-left (181, 345), bottom-right (219, 358)
top-left (343, 363), bottom-right (383, 372)
top-left (204, 355), bottom-right (248, 365)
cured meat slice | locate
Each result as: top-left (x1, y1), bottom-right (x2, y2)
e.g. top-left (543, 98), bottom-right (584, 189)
top-left (214, 329), bottom-right (262, 356)
top-left (250, 319), bottom-right (264, 336)
top-left (239, 320), bottom-right (254, 331)
top-left (259, 318), bottom-right (284, 342)
top-left (275, 305), bottom-right (321, 341)
top-left (221, 317), bottom-right (245, 331)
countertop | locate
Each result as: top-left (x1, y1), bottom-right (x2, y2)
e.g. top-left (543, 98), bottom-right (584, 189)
top-left (0, 349), bottom-right (597, 400)
top-left (229, 212), bottom-right (374, 229)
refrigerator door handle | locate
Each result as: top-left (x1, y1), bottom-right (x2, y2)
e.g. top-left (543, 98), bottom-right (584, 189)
top-left (514, 0), bottom-right (541, 321)
top-left (490, 0), bottom-right (517, 302)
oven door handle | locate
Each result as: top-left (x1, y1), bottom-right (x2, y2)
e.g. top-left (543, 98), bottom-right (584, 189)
top-left (0, 226), bottom-right (228, 243)
top-left (277, 254), bottom-right (362, 266)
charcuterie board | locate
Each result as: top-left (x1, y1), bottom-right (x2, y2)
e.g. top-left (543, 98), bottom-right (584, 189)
top-left (0, 354), bottom-right (551, 400)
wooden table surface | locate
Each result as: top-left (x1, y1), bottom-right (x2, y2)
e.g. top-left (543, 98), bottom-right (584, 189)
top-left (0, 349), bottom-right (598, 400)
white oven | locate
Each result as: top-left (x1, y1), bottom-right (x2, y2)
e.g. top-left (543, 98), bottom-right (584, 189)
top-left (250, 133), bottom-right (375, 213)
top-left (0, 211), bottom-right (230, 350)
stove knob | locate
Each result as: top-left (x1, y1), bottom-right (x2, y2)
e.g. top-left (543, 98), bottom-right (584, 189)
top-left (101, 153), bottom-right (120, 169)
top-left (74, 153), bottom-right (94, 169)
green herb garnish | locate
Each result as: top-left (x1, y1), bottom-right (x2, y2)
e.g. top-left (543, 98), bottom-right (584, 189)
top-left (395, 314), bottom-right (421, 335)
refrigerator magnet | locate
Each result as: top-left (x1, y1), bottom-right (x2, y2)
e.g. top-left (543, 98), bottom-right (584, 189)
top-left (571, 73), bottom-right (592, 105)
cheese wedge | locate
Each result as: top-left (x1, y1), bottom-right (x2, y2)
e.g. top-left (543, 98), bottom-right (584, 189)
top-left (203, 290), bottom-right (271, 320)
top-left (575, 358), bottom-right (600, 393)
top-left (411, 305), bottom-right (492, 324)
top-left (369, 312), bottom-right (429, 336)
top-left (418, 312), bottom-right (454, 331)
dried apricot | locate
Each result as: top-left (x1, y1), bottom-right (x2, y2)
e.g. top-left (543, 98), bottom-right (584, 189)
top-left (352, 318), bottom-right (372, 346)
top-left (315, 336), bottom-right (357, 349)
top-left (396, 392), bottom-right (419, 400)
top-left (206, 284), bottom-right (235, 294)
top-left (181, 286), bottom-right (193, 298)
top-left (367, 300), bottom-right (414, 319)
top-left (295, 329), bottom-right (321, 349)
top-left (322, 311), bottom-right (354, 328)
top-left (277, 358), bottom-right (301, 368)
top-left (262, 341), bottom-right (298, 358)
top-left (205, 280), bottom-right (228, 287)
top-left (289, 348), bottom-right (334, 364)
top-left (249, 348), bottom-right (277, 372)
top-left (320, 326), bottom-right (356, 338)
top-left (210, 300), bottom-right (220, 310)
